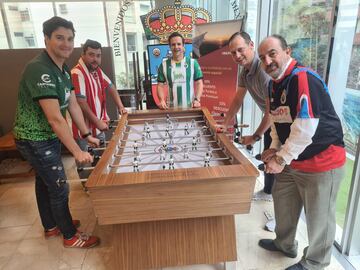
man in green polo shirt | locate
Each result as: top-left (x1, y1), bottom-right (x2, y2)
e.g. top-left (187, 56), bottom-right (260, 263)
top-left (157, 32), bottom-right (204, 109)
top-left (14, 16), bottom-right (100, 248)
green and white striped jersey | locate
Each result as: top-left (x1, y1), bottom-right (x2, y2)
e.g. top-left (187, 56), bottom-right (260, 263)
top-left (157, 56), bottom-right (203, 108)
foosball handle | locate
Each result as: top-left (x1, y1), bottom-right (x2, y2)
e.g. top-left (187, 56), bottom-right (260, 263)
top-left (258, 163), bottom-right (265, 171)
top-left (234, 137), bottom-right (241, 144)
top-left (246, 144), bottom-right (253, 151)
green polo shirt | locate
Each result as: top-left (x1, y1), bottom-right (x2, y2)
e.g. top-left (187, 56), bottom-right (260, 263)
top-left (157, 56), bottom-right (203, 108)
top-left (13, 51), bottom-right (73, 141)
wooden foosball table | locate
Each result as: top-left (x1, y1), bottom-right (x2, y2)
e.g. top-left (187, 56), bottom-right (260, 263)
top-left (86, 108), bottom-right (258, 270)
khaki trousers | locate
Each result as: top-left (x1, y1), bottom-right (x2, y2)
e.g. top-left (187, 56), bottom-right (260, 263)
top-left (273, 165), bottom-right (345, 270)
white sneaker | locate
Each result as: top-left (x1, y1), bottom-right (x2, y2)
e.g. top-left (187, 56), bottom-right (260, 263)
top-left (252, 190), bottom-right (273, 202)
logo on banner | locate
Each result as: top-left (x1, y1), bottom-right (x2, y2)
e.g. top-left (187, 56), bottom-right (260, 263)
top-left (144, 0), bottom-right (211, 44)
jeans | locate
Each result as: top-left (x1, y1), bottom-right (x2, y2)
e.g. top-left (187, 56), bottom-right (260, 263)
top-left (15, 138), bottom-right (77, 239)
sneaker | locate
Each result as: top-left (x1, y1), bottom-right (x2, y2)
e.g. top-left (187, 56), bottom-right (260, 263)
top-left (252, 190), bottom-right (273, 202)
top-left (63, 231), bottom-right (100, 248)
top-left (44, 219), bottom-right (81, 238)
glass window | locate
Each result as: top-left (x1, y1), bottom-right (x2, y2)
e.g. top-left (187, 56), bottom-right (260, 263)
top-left (324, 2), bottom-right (360, 262)
top-left (271, 0), bottom-right (333, 77)
top-left (106, 1), bottom-right (127, 88)
top-left (59, 4), bottom-right (68, 15)
top-left (124, 3), bottom-right (135, 23)
top-left (19, 9), bottom-right (30, 22)
top-left (0, 11), bottom-right (9, 49)
top-left (55, 2), bottom-right (107, 47)
top-left (24, 35), bottom-right (35, 47)
top-left (4, 2), bottom-right (53, 49)
top-left (126, 32), bottom-right (137, 52)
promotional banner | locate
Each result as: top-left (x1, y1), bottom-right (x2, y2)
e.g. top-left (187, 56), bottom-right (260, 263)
top-left (148, 43), bottom-right (193, 106)
top-left (194, 20), bottom-right (243, 121)
top-left (147, 43), bottom-right (193, 79)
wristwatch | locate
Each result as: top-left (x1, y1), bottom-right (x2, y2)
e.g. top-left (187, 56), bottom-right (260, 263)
top-left (81, 132), bottom-right (91, 139)
top-left (252, 134), bottom-right (262, 142)
top-left (274, 155), bottom-right (286, 166)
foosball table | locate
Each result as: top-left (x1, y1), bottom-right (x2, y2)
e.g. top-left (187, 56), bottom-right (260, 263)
top-left (86, 107), bottom-right (259, 270)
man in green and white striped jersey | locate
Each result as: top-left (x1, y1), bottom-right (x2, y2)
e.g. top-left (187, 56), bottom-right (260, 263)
top-left (157, 32), bottom-right (204, 109)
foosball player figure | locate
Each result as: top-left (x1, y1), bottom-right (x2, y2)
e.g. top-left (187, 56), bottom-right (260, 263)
top-left (207, 146), bottom-right (213, 158)
top-left (141, 132), bottom-right (146, 144)
top-left (169, 155), bottom-right (175, 170)
top-left (133, 157), bottom-right (139, 172)
top-left (162, 139), bottom-right (168, 151)
top-left (196, 130), bottom-right (201, 143)
top-left (191, 119), bottom-right (196, 128)
top-left (192, 136), bottom-right (197, 151)
top-left (133, 140), bottom-right (138, 154)
top-left (169, 133), bottom-right (174, 145)
top-left (201, 125), bottom-right (208, 134)
top-left (184, 123), bottom-right (189, 135)
top-left (165, 126), bottom-right (170, 137)
top-left (162, 164), bottom-right (166, 170)
top-left (136, 152), bottom-right (142, 162)
top-left (183, 144), bottom-right (189, 159)
top-left (159, 148), bottom-right (166, 161)
top-left (143, 121), bottom-right (149, 132)
top-left (146, 125), bottom-right (151, 138)
top-left (204, 152), bottom-right (211, 167)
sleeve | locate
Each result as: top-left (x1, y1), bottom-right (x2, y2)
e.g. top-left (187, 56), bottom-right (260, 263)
top-left (277, 72), bottom-right (320, 164)
top-left (193, 59), bottom-right (203, 81)
top-left (237, 67), bottom-right (246, 88)
top-left (261, 71), bottom-right (271, 98)
top-left (24, 63), bottom-right (59, 101)
top-left (269, 120), bottom-right (281, 150)
top-left (71, 68), bottom-right (87, 98)
top-left (157, 62), bottom-right (166, 83)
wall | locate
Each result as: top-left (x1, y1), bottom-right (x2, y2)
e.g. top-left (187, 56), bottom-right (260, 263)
top-left (0, 47), bottom-right (115, 135)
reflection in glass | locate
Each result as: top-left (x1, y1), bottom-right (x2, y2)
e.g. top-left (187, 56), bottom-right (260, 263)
top-left (271, 0), bottom-right (333, 77)
top-left (4, 2), bottom-right (53, 49)
top-left (56, 2), bottom-right (107, 47)
top-left (0, 9), bottom-right (9, 48)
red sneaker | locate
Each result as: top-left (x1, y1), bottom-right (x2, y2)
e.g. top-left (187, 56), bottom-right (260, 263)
top-left (63, 231), bottom-right (100, 248)
top-left (44, 219), bottom-right (81, 238)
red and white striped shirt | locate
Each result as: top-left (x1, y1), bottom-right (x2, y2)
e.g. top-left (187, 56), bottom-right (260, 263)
top-left (71, 58), bottom-right (112, 138)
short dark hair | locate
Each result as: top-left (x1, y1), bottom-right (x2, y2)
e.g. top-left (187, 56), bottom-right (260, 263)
top-left (228, 31), bottom-right (252, 45)
top-left (43, 16), bottom-right (75, 38)
top-left (168, 32), bottom-right (185, 45)
top-left (270, 34), bottom-right (288, 50)
top-left (83, 39), bottom-right (102, 53)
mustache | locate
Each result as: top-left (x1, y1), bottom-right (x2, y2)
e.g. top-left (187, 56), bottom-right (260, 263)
top-left (266, 63), bottom-right (277, 70)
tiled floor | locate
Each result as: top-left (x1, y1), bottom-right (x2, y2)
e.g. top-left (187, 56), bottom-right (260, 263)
top-left (0, 157), bottom-right (345, 270)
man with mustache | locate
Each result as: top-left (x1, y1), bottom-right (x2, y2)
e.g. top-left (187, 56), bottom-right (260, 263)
top-left (157, 32), bottom-right (203, 109)
top-left (257, 35), bottom-right (345, 270)
top-left (71, 39), bottom-right (127, 151)
top-left (220, 31), bottom-right (274, 203)
top-left (13, 16), bottom-right (100, 248)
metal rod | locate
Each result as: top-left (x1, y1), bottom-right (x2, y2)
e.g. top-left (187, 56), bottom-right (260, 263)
top-left (117, 140), bottom-right (218, 149)
top-left (109, 156), bottom-right (231, 168)
top-left (113, 147), bottom-right (223, 158)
